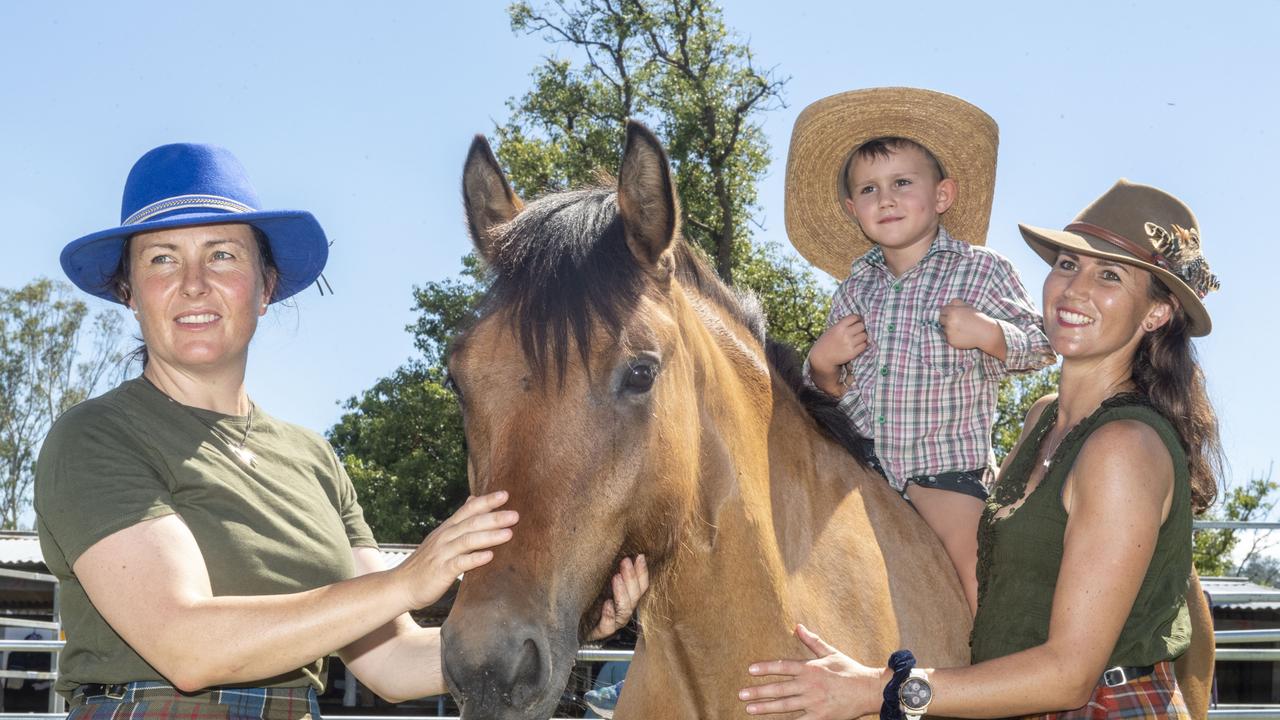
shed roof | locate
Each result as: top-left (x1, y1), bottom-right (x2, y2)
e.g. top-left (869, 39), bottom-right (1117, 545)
top-left (1200, 576), bottom-right (1280, 610)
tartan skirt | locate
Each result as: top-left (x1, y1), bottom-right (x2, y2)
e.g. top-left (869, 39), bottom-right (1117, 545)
top-left (67, 681), bottom-right (322, 720)
top-left (1023, 662), bottom-right (1190, 720)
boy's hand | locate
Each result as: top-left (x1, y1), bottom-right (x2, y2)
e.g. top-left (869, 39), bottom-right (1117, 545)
top-left (938, 299), bottom-right (1007, 361)
top-left (809, 314), bottom-right (868, 396)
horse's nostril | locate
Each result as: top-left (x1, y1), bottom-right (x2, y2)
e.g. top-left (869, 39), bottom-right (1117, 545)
top-left (507, 637), bottom-right (546, 708)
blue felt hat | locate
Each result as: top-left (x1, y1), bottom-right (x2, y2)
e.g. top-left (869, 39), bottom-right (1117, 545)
top-left (62, 143), bottom-right (328, 304)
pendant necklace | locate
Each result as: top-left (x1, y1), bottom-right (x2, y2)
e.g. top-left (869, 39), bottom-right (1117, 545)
top-left (1039, 388), bottom-right (1137, 471)
top-left (145, 377), bottom-right (257, 467)
top-left (1037, 416), bottom-right (1072, 472)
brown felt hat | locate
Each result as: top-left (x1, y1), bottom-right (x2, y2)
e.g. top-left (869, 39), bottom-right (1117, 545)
top-left (1019, 179), bottom-right (1220, 337)
top-left (784, 87), bottom-right (999, 278)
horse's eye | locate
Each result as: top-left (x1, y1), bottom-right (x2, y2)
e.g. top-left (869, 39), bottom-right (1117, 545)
top-left (621, 363), bottom-right (657, 394)
top-left (444, 372), bottom-right (463, 402)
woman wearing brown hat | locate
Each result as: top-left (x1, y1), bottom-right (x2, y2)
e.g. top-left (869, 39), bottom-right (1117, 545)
top-left (740, 179), bottom-right (1220, 719)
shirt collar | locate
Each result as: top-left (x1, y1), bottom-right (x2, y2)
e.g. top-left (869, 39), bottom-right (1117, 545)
top-left (850, 225), bottom-right (969, 276)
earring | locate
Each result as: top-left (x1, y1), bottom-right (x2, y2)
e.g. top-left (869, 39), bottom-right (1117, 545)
top-left (1143, 321), bottom-right (1155, 331)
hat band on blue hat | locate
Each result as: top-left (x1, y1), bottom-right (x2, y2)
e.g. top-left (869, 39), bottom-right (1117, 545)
top-left (123, 194), bottom-right (257, 226)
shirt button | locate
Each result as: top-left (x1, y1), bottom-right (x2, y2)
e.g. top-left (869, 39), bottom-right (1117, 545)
top-left (887, 322), bottom-right (896, 332)
top-left (877, 414), bottom-right (886, 425)
top-left (880, 365), bottom-right (889, 376)
top-left (892, 282), bottom-right (902, 292)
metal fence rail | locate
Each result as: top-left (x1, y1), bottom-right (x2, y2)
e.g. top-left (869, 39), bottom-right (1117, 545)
top-left (0, 525), bottom-right (1276, 718)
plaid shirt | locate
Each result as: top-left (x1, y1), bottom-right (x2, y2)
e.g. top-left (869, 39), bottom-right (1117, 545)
top-left (806, 227), bottom-right (1053, 490)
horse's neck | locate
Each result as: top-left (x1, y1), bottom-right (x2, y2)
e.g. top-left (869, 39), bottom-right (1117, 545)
top-left (626, 296), bottom-right (971, 718)
top-left (631, 302), bottom-right (896, 714)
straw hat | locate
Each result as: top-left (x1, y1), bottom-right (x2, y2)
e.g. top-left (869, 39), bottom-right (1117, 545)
top-left (784, 87), bottom-right (998, 278)
top-left (1020, 179), bottom-right (1220, 336)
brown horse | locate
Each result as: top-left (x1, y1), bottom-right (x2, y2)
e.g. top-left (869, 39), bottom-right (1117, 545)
top-left (439, 122), bottom-right (1213, 719)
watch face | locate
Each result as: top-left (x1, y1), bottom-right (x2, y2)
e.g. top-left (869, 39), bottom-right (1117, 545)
top-left (900, 677), bottom-right (932, 710)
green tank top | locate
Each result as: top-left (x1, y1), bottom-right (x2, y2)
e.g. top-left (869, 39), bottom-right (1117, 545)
top-left (970, 393), bottom-right (1192, 667)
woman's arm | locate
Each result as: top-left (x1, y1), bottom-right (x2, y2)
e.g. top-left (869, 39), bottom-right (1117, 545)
top-left (338, 549), bottom-right (649, 703)
top-left (741, 419), bottom-right (1176, 718)
top-left (74, 492), bottom-right (517, 692)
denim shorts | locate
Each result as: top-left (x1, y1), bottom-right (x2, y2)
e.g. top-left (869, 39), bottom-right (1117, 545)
top-left (859, 439), bottom-right (990, 501)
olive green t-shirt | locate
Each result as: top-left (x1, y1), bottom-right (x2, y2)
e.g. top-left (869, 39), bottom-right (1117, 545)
top-left (970, 394), bottom-right (1192, 668)
top-left (35, 378), bottom-right (377, 697)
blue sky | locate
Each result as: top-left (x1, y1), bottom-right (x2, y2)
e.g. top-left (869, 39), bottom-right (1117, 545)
top-left (2, 2), bottom-right (1277, 517)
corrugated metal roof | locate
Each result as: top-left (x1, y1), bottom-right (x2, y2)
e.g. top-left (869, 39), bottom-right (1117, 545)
top-left (0, 533), bottom-right (46, 567)
top-left (1201, 576), bottom-right (1280, 610)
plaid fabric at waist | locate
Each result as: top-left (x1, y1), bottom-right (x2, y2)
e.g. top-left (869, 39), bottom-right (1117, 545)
top-left (859, 438), bottom-right (991, 500)
top-left (1021, 661), bottom-right (1189, 720)
top-left (69, 681), bottom-right (321, 720)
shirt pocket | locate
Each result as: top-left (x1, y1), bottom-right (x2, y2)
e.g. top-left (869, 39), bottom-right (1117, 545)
top-left (914, 312), bottom-right (977, 376)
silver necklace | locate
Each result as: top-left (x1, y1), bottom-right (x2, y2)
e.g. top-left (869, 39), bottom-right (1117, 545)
top-left (145, 377), bottom-right (257, 467)
top-left (1038, 389), bottom-right (1138, 470)
top-left (1036, 416), bottom-right (1074, 471)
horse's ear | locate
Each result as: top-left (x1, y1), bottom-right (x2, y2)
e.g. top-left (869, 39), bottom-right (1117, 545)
top-left (617, 120), bottom-right (680, 271)
top-left (463, 134), bottom-right (523, 264)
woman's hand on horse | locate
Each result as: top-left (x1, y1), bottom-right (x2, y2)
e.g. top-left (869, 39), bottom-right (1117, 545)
top-left (809, 315), bottom-right (868, 396)
top-left (396, 491), bottom-right (518, 610)
top-left (739, 624), bottom-right (883, 719)
top-left (587, 554), bottom-right (649, 640)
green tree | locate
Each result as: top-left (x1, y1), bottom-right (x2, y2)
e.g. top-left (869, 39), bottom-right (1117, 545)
top-left (332, 0), bottom-right (831, 535)
top-left (991, 366), bottom-right (1060, 464)
top-left (1192, 469), bottom-right (1277, 577)
top-left (502, 0), bottom-right (833, 348)
top-left (482, 0), bottom-right (835, 345)
top-left (504, 0), bottom-right (787, 283)
top-left (0, 278), bottom-right (125, 529)
top-left (328, 364), bottom-right (469, 544)
top-left (328, 259), bottom-right (485, 542)
top-left (1241, 555), bottom-right (1280, 587)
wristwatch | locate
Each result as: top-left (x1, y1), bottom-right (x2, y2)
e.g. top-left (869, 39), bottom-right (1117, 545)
top-left (898, 668), bottom-right (933, 719)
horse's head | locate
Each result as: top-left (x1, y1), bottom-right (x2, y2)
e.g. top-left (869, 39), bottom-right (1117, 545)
top-left (440, 122), bottom-right (768, 718)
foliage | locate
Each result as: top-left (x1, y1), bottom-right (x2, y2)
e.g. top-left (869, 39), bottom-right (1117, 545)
top-left (1192, 468), bottom-right (1277, 577)
top-left (503, 0), bottom-right (787, 284)
top-left (329, 363), bottom-right (470, 544)
top-left (0, 278), bottom-right (125, 529)
top-left (332, 0), bottom-right (832, 537)
top-left (405, 255), bottom-right (488, 366)
top-left (328, 263), bottom-right (485, 543)
top-left (733, 240), bottom-right (831, 351)
top-left (991, 366), bottom-right (1060, 465)
top-left (1241, 555), bottom-right (1280, 588)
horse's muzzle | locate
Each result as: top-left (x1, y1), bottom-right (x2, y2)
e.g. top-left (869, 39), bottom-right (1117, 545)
top-left (442, 608), bottom-right (567, 720)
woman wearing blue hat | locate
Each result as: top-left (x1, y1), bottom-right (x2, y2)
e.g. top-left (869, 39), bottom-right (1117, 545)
top-left (35, 143), bottom-right (648, 719)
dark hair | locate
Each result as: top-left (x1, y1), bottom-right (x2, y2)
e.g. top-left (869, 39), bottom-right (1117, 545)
top-left (1133, 278), bottom-right (1222, 513)
top-left (844, 136), bottom-right (945, 197)
top-left (476, 186), bottom-right (765, 384)
top-left (111, 225), bottom-right (279, 369)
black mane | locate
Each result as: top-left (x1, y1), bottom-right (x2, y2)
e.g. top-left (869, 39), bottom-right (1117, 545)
top-left (476, 183), bottom-right (867, 461)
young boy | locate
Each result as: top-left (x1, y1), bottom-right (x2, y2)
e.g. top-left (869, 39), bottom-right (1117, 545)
top-left (786, 88), bottom-right (1054, 613)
